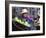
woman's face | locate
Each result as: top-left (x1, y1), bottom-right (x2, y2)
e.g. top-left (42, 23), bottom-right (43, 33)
top-left (23, 13), bottom-right (28, 17)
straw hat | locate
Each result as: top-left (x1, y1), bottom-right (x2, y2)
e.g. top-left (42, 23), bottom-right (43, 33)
top-left (21, 9), bottom-right (28, 14)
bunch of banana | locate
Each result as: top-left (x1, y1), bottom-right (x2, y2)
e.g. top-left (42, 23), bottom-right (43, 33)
top-left (13, 17), bottom-right (31, 27)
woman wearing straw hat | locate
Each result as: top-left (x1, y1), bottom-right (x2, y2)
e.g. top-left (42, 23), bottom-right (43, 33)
top-left (18, 9), bottom-right (36, 30)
